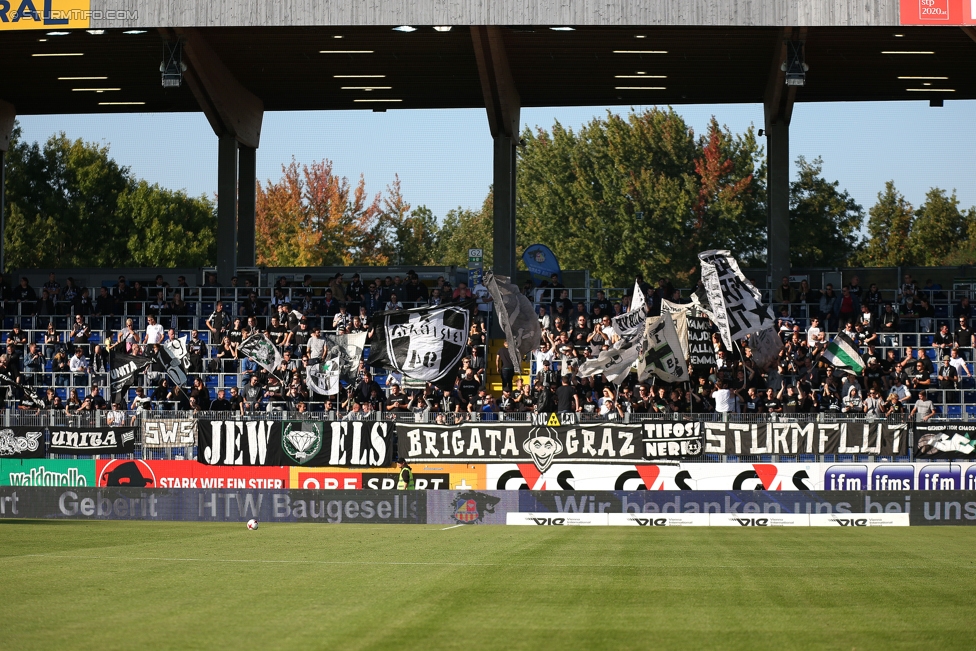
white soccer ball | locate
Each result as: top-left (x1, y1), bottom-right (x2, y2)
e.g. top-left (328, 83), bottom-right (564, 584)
top-left (247, 519), bottom-right (259, 530)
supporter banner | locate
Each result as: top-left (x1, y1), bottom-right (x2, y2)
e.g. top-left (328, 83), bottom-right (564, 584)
top-left (687, 315), bottom-right (716, 375)
top-left (96, 459), bottom-right (289, 489)
top-left (398, 419), bottom-right (704, 470)
top-left (658, 300), bottom-right (690, 359)
top-left (239, 333), bottom-right (283, 375)
top-left (0, 426), bottom-right (45, 459)
top-left (290, 463), bottom-right (485, 491)
top-left (197, 420), bottom-right (393, 467)
top-left (367, 301), bottom-right (472, 385)
top-left (748, 327), bottom-right (784, 370)
top-left (484, 271), bottom-right (542, 367)
top-left (915, 423), bottom-right (976, 459)
top-left (143, 419), bottom-right (196, 448)
top-left (49, 427), bottom-right (136, 455)
top-left (0, 459), bottom-right (95, 487)
top-left (636, 315), bottom-right (689, 383)
top-left (110, 349), bottom-right (152, 405)
top-left (611, 280), bottom-right (648, 340)
top-left (0, 487), bottom-right (426, 524)
top-left (698, 249), bottom-right (775, 349)
top-left (702, 421), bottom-right (907, 455)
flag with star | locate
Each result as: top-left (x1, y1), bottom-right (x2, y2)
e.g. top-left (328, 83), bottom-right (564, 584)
top-left (637, 314), bottom-right (689, 383)
top-left (367, 300), bottom-right (474, 385)
top-left (698, 249), bottom-right (775, 350)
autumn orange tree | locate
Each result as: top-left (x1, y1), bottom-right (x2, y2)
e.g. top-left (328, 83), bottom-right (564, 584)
top-left (256, 157), bottom-right (388, 266)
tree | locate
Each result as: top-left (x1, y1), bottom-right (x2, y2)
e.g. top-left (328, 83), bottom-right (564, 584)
top-left (3, 124), bottom-right (217, 270)
top-left (5, 127), bottom-right (132, 269)
top-left (515, 109), bottom-right (765, 285)
top-left (373, 175), bottom-right (440, 266)
top-left (255, 157), bottom-right (386, 267)
top-left (908, 188), bottom-right (973, 265)
top-left (860, 181), bottom-right (914, 267)
top-left (789, 156), bottom-right (864, 267)
top-left (119, 181), bottom-right (216, 267)
top-left (434, 194), bottom-right (494, 268)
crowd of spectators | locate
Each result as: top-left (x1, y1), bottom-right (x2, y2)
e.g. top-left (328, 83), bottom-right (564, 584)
top-left (0, 271), bottom-right (972, 422)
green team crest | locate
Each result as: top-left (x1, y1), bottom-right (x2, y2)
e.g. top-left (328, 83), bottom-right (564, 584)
top-left (281, 422), bottom-right (324, 465)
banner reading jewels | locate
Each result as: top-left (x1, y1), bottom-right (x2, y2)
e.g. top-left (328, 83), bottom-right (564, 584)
top-left (702, 421), bottom-right (908, 456)
top-left (915, 422), bottom-right (976, 459)
top-left (398, 420), bottom-right (704, 470)
top-left (49, 427), bottom-right (137, 455)
top-left (196, 420), bottom-right (394, 467)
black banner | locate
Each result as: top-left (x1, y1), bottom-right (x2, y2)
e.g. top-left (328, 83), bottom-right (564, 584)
top-left (0, 426), bottom-right (46, 459)
top-left (702, 421), bottom-right (907, 456)
top-left (915, 423), bottom-right (976, 459)
top-left (686, 316), bottom-right (716, 375)
top-left (398, 419), bottom-right (703, 471)
top-left (197, 420), bottom-right (394, 467)
top-left (49, 427), bottom-right (137, 455)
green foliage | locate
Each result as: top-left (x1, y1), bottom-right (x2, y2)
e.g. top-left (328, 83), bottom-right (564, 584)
top-left (908, 188), bottom-right (975, 265)
top-left (516, 109), bottom-right (766, 285)
top-left (119, 181), bottom-right (216, 267)
top-left (434, 194), bottom-right (494, 268)
top-left (373, 176), bottom-right (441, 266)
top-left (789, 156), bottom-right (864, 268)
top-left (860, 181), bottom-right (914, 267)
top-left (3, 123), bottom-right (217, 270)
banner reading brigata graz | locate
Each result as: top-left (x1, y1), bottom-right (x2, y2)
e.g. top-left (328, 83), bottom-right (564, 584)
top-left (398, 419), bottom-right (703, 472)
top-left (703, 421), bottom-right (907, 456)
top-left (197, 420), bottom-right (393, 467)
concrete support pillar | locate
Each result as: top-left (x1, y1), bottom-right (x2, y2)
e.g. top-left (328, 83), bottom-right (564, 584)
top-left (493, 135), bottom-right (517, 278)
top-left (217, 134), bottom-right (238, 286)
top-left (765, 119), bottom-right (790, 286)
top-left (237, 145), bottom-right (256, 268)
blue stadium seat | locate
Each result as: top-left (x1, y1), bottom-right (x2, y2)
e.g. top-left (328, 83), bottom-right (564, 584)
top-left (925, 349), bottom-right (936, 360)
top-left (55, 387), bottom-right (66, 400)
top-left (3, 317), bottom-right (14, 329)
top-left (903, 335), bottom-right (917, 347)
top-left (967, 405), bottom-right (976, 416)
top-left (54, 316), bottom-right (68, 330)
top-left (921, 336), bottom-right (934, 347)
top-left (947, 405), bottom-right (962, 416)
top-left (934, 305), bottom-right (949, 318)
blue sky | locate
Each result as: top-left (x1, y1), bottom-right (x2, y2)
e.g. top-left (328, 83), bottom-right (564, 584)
top-left (14, 100), bottom-right (976, 223)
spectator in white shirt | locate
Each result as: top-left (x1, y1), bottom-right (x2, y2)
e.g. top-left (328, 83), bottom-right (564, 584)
top-left (806, 317), bottom-right (825, 348)
top-left (143, 315), bottom-right (164, 345)
top-left (69, 348), bottom-right (89, 385)
top-left (711, 381), bottom-right (737, 413)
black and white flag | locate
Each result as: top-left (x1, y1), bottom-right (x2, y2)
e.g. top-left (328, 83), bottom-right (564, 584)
top-left (698, 249), bottom-right (774, 349)
top-left (0, 370), bottom-right (44, 409)
top-left (239, 333), bottom-right (284, 375)
top-left (578, 341), bottom-right (639, 385)
top-left (367, 301), bottom-right (473, 384)
top-left (109, 350), bottom-right (152, 405)
top-left (159, 336), bottom-right (192, 386)
top-left (659, 299), bottom-right (691, 360)
top-left (307, 358), bottom-right (341, 396)
top-left (611, 279), bottom-right (648, 342)
top-left (484, 271), bottom-right (541, 368)
top-left (322, 331), bottom-right (368, 383)
top-left (748, 327), bottom-right (785, 370)
top-left (637, 315), bottom-right (689, 383)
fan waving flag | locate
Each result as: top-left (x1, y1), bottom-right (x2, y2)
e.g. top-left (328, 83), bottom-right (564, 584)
top-left (578, 341), bottom-right (639, 385)
top-left (611, 279), bottom-right (648, 342)
top-left (822, 332), bottom-right (865, 375)
top-left (484, 271), bottom-right (541, 368)
top-left (698, 249), bottom-right (775, 349)
top-left (367, 301), bottom-right (473, 384)
top-left (239, 333), bottom-right (283, 375)
top-left (110, 349), bottom-right (152, 405)
top-left (637, 314), bottom-right (689, 383)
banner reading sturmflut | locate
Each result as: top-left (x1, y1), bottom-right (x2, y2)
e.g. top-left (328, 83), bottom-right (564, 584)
top-left (698, 249), bottom-right (775, 349)
top-left (197, 420), bottom-right (394, 467)
top-left (703, 421), bottom-right (907, 456)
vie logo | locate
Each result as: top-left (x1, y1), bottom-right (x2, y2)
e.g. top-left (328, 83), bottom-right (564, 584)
top-left (830, 518), bottom-right (868, 527)
top-left (735, 518), bottom-right (769, 526)
top-left (532, 517), bottom-right (565, 526)
top-left (631, 518), bottom-right (668, 527)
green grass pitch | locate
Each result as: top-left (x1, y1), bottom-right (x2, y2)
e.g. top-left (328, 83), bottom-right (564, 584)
top-left (0, 521), bottom-right (972, 650)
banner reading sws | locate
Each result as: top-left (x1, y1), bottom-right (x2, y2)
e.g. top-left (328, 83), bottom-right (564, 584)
top-left (702, 421), bottom-right (907, 456)
top-left (398, 418), bottom-right (703, 472)
top-left (197, 420), bottom-right (393, 467)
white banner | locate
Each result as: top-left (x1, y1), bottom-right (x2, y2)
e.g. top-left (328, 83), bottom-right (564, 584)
top-left (698, 249), bottom-right (775, 349)
top-left (637, 315), bottom-right (689, 383)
